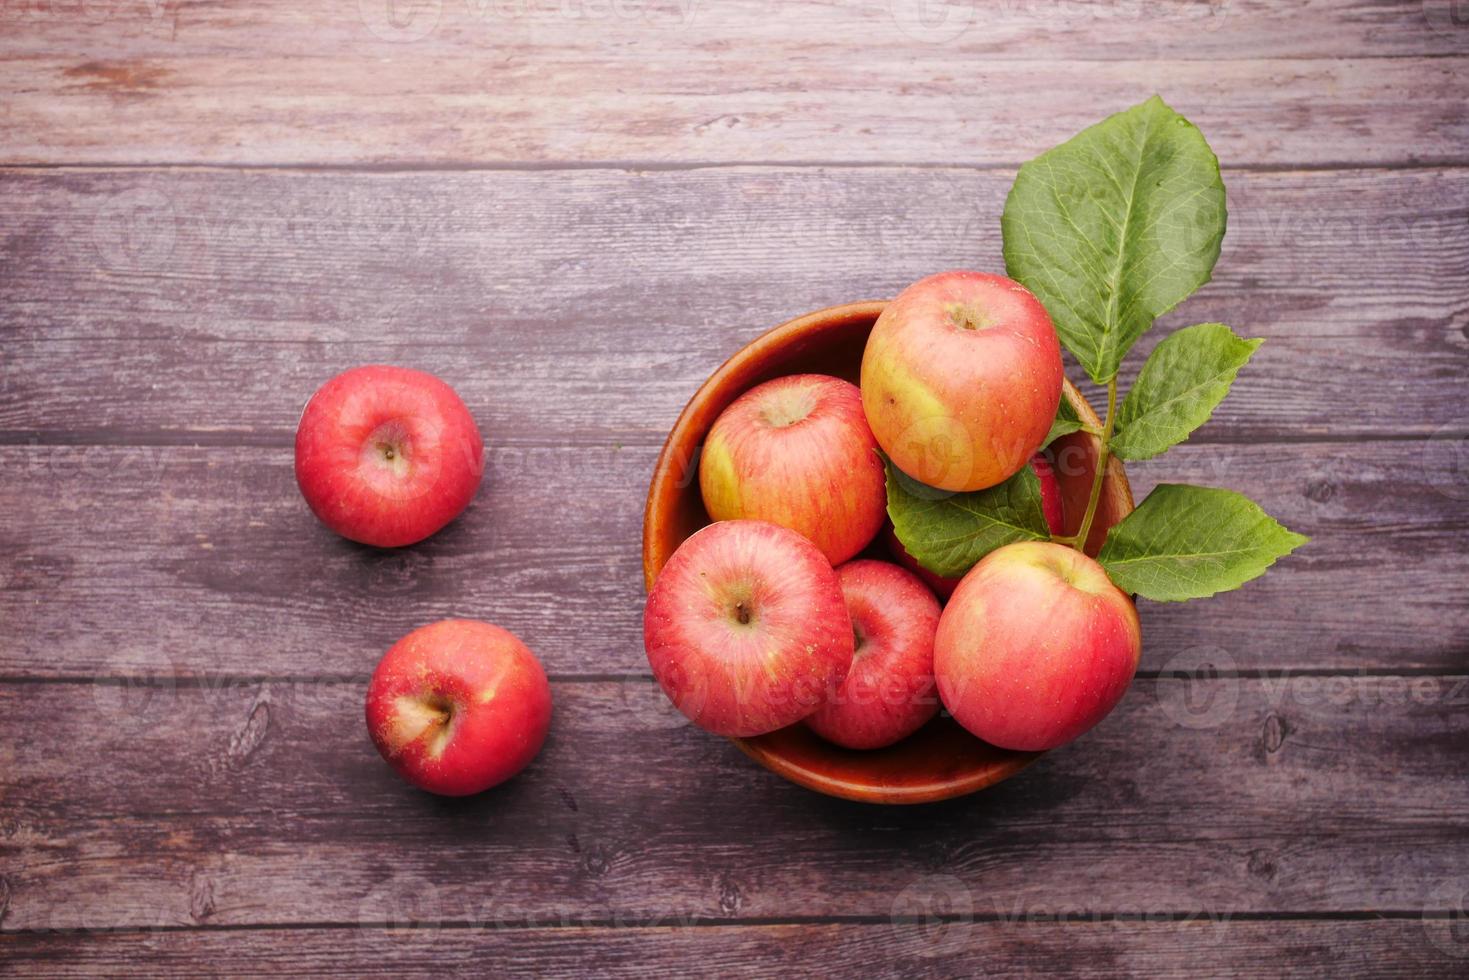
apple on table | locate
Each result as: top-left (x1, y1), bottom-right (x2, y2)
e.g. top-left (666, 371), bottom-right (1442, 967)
top-left (366, 619), bottom-right (553, 796)
top-left (295, 365), bottom-right (484, 548)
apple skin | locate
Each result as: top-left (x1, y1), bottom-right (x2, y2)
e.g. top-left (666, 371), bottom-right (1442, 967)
top-left (366, 619), bottom-right (552, 797)
top-left (806, 560), bottom-right (942, 750)
top-left (861, 271), bottom-right (1063, 493)
top-left (295, 365), bottom-right (484, 548)
top-left (699, 373), bottom-right (886, 565)
top-left (884, 452), bottom-right (1067, 600)
top-left (935, 541), bottom-right (1141, 752)
top-left (644, 520), bottom-right (854, 737)
top-left (883, 526), bottom-right (962, 602)
top-left (1031, 453), bottom-right (1065, 535)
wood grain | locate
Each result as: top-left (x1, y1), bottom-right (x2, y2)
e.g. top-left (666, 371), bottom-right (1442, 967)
top-left (3, 167), bottom-right (1466, 444)
top-left (3, 675), bottom-right (1466, 930)
top-left (0, 1), bottom-right (1465, 166)
top-left (5, 0), bottom-right (1462, 61)
top-left (4, 4), bottom-right (1467, 968)
top-left (3, 919), bottom-right (1465, 978)
top-left (1, 438), bottom-right (1464, 679)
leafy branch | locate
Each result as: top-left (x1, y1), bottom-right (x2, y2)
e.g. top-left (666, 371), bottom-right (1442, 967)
top-left (1055, 375), bottom-right (1116, 552)
top-left (888, 96), bottom-right (1307, 604)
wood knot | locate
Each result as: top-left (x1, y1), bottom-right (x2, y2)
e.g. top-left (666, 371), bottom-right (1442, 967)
top-left (1246, 849), bottom-right (1279, 882)
top-left (1304, 479), bottom-right (1334, 504)
top-left (717, 876), bottom-right (744, 915)
top-left (1261, 713), bottom-right (1289, 756)
top-left (368, 551), bottom-right (431, 594)
top-left (189, 874), bottom-right (217, 922)
top-left (227, 698), bottom-right (271, 770)
top-left (62, 61), bottom-right (171, 96)
top-left (582, 844), bottom-right (611, 877)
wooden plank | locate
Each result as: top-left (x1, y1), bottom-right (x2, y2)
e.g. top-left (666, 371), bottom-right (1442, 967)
top-left (2, 58), bottom-right (1464, 168)
top-left (4, 0), bottom-right (1461, 63)
top-left (2, 167), bottom-right (1465, 443)
top-left (1, 439), bottom-right (1463, 678)
top-left (2, 675), bottom-right (1466, 930)
top-left (0, 0), bottom-right (1464, 168)
top-left (1, 920), bottom-right (1462, 978)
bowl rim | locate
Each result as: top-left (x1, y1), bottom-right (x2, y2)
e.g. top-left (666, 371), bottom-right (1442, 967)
top-left (729, 725), bottom-right (1046, 805)
top-left (641, 300), bottom-right (1134, 803)
top-left (642, 299), bottom-right (891, 591)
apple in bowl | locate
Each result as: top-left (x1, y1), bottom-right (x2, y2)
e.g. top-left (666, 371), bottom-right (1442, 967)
top-left (643, 519), bottom-right (854, 737)
top-left (861, 271), bottom-right (1063, 493)
top-left (366, 619), bottom-right (552, 796)
top-left (805, 560), bottom-right (941, 750)
top-left (295, 365), bottom-right (484, 548)
top-left (643, 301), bottom-right (1135, 803)
top-left (935, 541), bottom-right (1142, 752)
top-left (699, 373), bottom-right (886, 566)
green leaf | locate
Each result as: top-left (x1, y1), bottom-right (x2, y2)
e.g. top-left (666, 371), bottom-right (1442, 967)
top-left (1111, 323), bottom-right (1262, 461)
top-left (1042, 396), bottom-right (1084, 449)
top-left (1098, 484), bottom-right (1308, 602)
top-left (1002, 95), bottom-right (1227, 384)
top-left (886, 457), bottom-right (1050, 579)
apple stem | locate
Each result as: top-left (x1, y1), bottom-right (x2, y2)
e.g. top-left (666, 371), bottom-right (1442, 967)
top-left (1072, 375), bottom-right (1116, 555)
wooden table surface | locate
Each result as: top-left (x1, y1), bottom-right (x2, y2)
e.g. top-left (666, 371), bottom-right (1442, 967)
top-left (3, 1), bottom-right (1467, 975)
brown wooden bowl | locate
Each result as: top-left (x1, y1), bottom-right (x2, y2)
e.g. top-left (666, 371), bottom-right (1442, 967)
top-left (642, 301), bottom-right (1135, 804)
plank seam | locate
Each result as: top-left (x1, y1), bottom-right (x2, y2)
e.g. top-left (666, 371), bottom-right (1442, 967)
top-left (3, 669), bottom-right (1466, 686)
top-left (1, 431), bottom-right (1463, 450)
top-left (0, 910), bottom-right (1460, 938)
top-left (3, 159), bottom-right (1469, 175)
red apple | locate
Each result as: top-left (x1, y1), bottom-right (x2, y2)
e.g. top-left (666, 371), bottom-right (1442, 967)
top-left (935, 541), bottom-right (1141, 752)
top-left (644, 520), bottom-right (854, 737)
top-left (885, 452), bottom-right (1067, 599)
top-left (699, 373), bottom-right (886, 565)
top-left (295, 365), bottom-right (484, 548)
top-left (366, 619), bottom-right (552, 796)
top-left (806, 560), bottom-right (942, 750)
top-left (883, 526), bottom-right (963, 601)
top-left (1031, 452), bottom-right (1064, 534)
top-left (861, 271), bottom-right (1063, 492)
